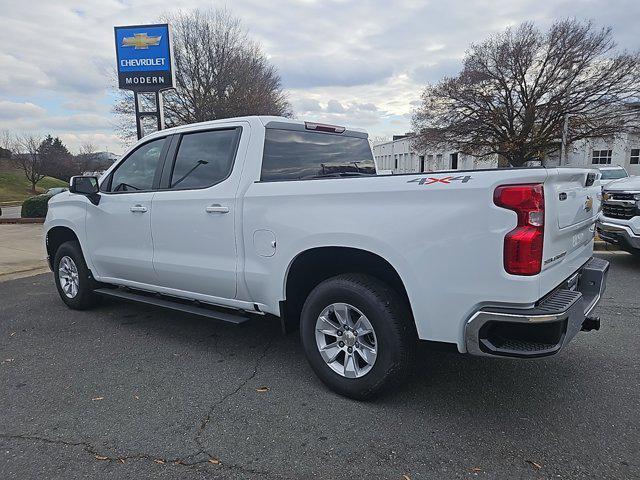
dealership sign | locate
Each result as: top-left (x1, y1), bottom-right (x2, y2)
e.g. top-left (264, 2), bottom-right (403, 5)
top-left (114, 23), bottom-right (175, 91)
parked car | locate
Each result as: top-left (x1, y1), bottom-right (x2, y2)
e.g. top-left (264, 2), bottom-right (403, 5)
top-left (597, 175), bottom-right (640, 256)
top-left (44, 116), bottom-right (608, 399)
top-left (594, 165), bottom-right (629, 188)
top-left (45, 187), bottom-right (68, 196)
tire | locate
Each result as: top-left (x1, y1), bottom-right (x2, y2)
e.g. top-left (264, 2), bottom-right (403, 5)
top-left (53, 240), bottom-right (100, 310)
top-left (300, 274), bottom-right (415, 400)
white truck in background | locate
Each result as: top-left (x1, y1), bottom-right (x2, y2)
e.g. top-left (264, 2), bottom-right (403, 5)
top-left (597, 175), bottom-right (640, 255)
top-left (44, 116), bottom-right (608, 399)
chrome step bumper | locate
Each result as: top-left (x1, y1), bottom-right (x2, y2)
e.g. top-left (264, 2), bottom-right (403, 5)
top-left (464, 257), bottom-right (609, 358)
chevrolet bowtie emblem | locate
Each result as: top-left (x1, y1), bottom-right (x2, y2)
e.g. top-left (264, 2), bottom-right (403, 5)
top-left (584, 196), bottom-right (593, 211)
top-left (122, 33), bottom-right (161, 49)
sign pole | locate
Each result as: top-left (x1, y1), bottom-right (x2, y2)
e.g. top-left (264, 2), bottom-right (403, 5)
top-left (133, 92), bottom-right (143, 140)
top-left (156, 91), bottom-right (165, 131)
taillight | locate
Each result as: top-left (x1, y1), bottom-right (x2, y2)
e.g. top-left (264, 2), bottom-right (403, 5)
top-left (494, 184), bottom-right (545, 276)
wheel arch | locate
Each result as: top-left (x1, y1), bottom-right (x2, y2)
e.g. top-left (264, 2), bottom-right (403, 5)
top-left (45, 226), bottom-right (80, 270)
top-left (280, 246), bottom-right (414, 333)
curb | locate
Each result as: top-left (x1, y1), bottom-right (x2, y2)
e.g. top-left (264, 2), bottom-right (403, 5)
top-left (0, 265), bottom-right (51, 283)
top-left (0, 218), bottom-right (44, 224)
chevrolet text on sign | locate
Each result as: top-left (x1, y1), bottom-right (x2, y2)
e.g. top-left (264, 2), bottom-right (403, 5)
top-left (114, 23), bottom-right (175, 91)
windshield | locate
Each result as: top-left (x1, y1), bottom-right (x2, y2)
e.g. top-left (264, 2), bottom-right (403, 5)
top-left (600, 169), bottom-right (628, 180)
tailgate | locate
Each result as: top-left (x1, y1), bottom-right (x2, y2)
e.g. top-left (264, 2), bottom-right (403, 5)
top-left (540, 168), bottom-right (600, 296)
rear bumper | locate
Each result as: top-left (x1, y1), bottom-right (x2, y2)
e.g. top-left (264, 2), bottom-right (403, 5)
top-left (464, 257), bottom-right (609, 358)
top-left (596, 219), bottom-right (640, 252)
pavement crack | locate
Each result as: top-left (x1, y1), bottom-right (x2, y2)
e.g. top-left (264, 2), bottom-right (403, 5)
top-left (1, 431), bottom-right (288, 478)
top-left (0, 432), bottom-right (213, 468)
top-left (195, 334), bottom-right (276, 452)
top-left (2, 328), bottom-right (283, 478)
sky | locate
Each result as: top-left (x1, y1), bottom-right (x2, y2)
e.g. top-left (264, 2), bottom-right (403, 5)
top-left (0, 0), bottom-right (639, 155)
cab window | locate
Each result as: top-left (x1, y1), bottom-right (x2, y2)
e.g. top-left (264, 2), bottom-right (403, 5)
top-left (260, 129), bottom-right (375, 181)
top-left (108, 138), bottom-right (165, 192)
top-left (169, 128), bottom-right (240, 190)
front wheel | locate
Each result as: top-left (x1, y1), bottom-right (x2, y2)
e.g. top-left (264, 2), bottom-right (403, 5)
top-left (53, 240), bottom-right (100, 310)
top-left (300, 274), bottom-right (415, 400)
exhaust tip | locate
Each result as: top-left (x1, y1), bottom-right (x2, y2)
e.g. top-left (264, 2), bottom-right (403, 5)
top-left (581, 316), bottom-right (601, 332)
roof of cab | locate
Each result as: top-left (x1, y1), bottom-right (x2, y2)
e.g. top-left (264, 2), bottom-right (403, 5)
top-left (141, 115), bottom-right (367, 139)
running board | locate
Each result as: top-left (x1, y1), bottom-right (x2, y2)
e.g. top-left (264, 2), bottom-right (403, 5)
top-left (94, 288), bottom-right (251, 325)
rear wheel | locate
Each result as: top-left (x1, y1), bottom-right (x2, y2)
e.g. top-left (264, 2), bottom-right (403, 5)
top-left (300, 274), bottom-right (415, 400)
top-left (53, 241), bottom-right (100, 310)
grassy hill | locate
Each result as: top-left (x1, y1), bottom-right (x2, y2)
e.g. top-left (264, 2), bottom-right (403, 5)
top-left (0, 168), bottom-right (68, 204)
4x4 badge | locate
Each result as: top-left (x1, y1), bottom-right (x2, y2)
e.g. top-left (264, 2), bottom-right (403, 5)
top-left (408, 175), bottom-right (472, 185)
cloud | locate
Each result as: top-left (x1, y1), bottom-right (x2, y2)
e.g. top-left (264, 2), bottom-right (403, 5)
top-left (410, 58), bottom-right (464, 84)
top-left (0, 0), bottom-right (638, 152)
top-left (293, 97), bottom-right (322, 112)
top-left (326, 100), bottom-right (346, 113)
top-left (0, 100), bottom-right (47, 119)
top-left (278, 56), bottom-right (394, 88)
top-left (0, 54), bottom-right (52, 95)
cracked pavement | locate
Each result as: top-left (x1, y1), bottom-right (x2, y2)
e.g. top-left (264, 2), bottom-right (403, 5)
top-left (1, 252), bottom-right (639, 479)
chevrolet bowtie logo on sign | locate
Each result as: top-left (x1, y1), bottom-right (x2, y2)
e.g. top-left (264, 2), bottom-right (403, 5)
top-left (122, 33), bottom-right (162, 49)
top-left (115, 23), bottom-right (175, 92)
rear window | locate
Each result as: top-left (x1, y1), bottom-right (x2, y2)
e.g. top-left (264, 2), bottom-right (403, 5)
top-left (261, 129), bottom-right (375, 181)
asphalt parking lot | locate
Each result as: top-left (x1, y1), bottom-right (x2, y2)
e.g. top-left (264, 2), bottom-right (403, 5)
top-left (0, 252), bottom-right (638, 480)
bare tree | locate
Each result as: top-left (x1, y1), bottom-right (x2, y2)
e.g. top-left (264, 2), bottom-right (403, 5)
top-left (78, 141), bottom-right (98, 165)
top-left (78, 141), bottom-right (96, 158)
top-left (14, 134), bottom-right (45, 193)
top-left (76, 141), bottom-right (99, 173)
top-left (412, 19), bottom-right (640, 167)
top-left (0, 130), bottom-right (16, 160)
top-left (113, 8), bottom-right (292, 142)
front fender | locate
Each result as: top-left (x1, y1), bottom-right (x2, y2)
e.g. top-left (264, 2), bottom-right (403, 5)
top-left (44, 195), bottom-right (91, 270)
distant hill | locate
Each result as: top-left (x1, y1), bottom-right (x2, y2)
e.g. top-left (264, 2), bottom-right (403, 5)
top-left (0, 168), bottom-right (68, 204)
top-left (0, 151), bottom-right (117, 203)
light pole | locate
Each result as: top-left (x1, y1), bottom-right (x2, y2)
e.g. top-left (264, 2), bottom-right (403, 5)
top-left (560, 113), bottom-right (575, 166)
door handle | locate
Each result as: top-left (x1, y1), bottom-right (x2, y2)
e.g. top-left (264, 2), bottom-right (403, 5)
top-left (130, 205), bottom-right (148, 213)
top-left (205, 204), bottom-right (230, 214)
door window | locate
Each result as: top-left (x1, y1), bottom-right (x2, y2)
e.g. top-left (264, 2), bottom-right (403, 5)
top-left (109, 138), bottom-right (165, 192)
top-left (169, 128), bottom-right (240, 189)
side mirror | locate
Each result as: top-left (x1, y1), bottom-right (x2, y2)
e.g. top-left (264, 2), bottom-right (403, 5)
top-left (70, 176), bottom-right (99, 194)
top-left (69, 176), bottom-right (100, 205)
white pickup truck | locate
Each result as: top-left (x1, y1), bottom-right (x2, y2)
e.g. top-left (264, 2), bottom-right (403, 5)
top-left (44, 116), bottom-right (609, 399)
top-left (597, 175), bottom-right (640, 255)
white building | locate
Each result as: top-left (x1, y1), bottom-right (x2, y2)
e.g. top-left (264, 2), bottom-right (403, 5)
top-left (547, 133), bottom-right (640, 176)
top-left (373, 129), bottom-right (640, 176)
top-left (372, 135), bottom-right (498, 174)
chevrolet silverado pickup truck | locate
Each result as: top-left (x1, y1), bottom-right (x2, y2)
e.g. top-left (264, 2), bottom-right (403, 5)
top-left (44, 116), bottom-right (609, 399)
top-left (597, 175), bottom-right (640, 255)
